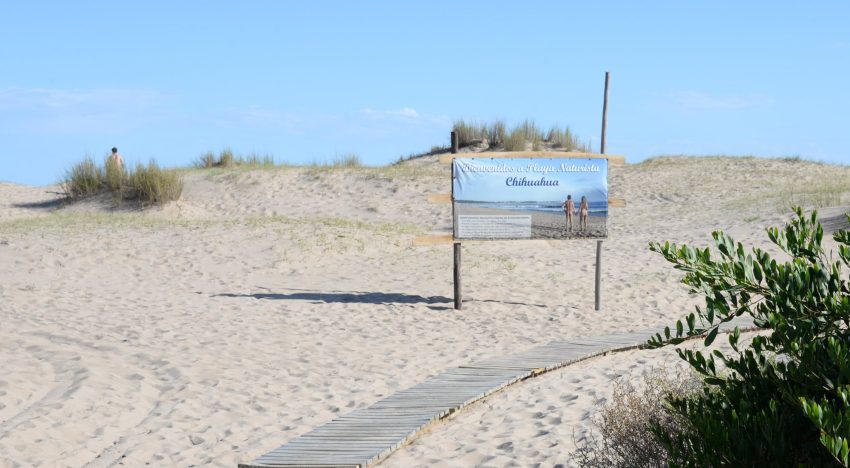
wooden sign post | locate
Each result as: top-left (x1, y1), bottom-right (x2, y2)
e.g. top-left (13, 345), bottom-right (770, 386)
top-left (596, 71), bottom-right (611, 311)
top-left (451, 131), bottom-right (462, 310)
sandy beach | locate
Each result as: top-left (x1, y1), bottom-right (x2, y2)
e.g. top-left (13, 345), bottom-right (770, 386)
top-left (455, 203), bottom-right (607, 239)
top-left (1, 155), bottom-right (849, 467)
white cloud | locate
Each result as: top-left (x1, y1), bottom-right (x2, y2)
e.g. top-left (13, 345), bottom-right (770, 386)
top-left (215, 105), bottom-right (303, 131)
top-left (360, 106), bottom-right (448, 125)
top-left (668, 91), bottom-right (774, 111)
top-left (0, 87), bottom-right (165, 111)
top-left (0, 87), bottom-right (170, 135)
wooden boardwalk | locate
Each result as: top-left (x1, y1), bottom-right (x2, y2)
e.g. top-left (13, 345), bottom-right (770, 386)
top-left (239, 317), bottom-right (754, 468)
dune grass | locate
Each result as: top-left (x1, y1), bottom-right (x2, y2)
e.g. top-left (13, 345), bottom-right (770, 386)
top-left (546, 125), bottom-right (586, 151)
top-left (503, 127), bottom-right (528, 151)
top-left (775, 178), bottom-right (849, 210)
top-left (451, 119), bottom-right (589, 152)
top-left (126, 161), bottom-right (184, 205)
top-left (194, 149), bottom-right (275, 168)
top-left (451, 120), bottom-right (489, 147)
top-left (330, 153), bottom-right (363, 168)
top-left (61, 157), bottom-right (182, 205)
top-left (0, 212), bottom-right (205, 234)
top-left (634, 155), bottom-right (850, 216)
top-left (62, 157), bottom-right (103, 197)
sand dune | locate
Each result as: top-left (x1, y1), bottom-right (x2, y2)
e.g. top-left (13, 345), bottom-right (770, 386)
top-left (1, 156), bottom-right (848, 467)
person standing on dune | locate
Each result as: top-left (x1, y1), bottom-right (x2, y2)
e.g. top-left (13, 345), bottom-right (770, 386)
top-left (108, 147), bottom-right (124, 170)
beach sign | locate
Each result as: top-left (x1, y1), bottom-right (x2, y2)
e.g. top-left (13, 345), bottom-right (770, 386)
top-left (452, 157), bottom-right (608, 240)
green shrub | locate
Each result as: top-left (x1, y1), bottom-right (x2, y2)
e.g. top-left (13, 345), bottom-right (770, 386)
top-left (646, 208), bottom-right (850, 466)
top-left (126, 161), bottom-right (183, 205)
top-left (62, 157), bottom-right (103, 197)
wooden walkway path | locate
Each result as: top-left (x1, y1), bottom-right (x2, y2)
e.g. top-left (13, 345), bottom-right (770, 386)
top-left (239, 317), bottom-right (754, 468)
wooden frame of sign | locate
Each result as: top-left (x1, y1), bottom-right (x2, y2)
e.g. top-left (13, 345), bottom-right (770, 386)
top-left (415, 134), bottom-right (626, 310)
top-left (414, 72), bottom-right (623, 311)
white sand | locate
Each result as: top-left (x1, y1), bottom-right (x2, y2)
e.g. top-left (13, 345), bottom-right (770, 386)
top-left (0, 156), bottom-right (848, 467)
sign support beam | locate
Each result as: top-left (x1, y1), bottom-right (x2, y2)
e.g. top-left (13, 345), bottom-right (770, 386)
top-left (596, 71), bottom-right (611, 311)
top-left (451, 131), bottom-right (462, 310)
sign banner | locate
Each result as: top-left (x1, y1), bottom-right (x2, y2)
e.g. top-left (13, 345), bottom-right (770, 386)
top-left (452, 158), bottom-right (608, 240)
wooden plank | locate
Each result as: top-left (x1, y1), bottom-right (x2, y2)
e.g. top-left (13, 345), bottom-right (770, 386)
top-left (412, 234), bottom-right (455, 246)
top-left (427, 193), bottom-right (452, 204)
top-left (241, 326), bottom-right (761, 467)
top-left (439, 151), bottom-right (626, 165)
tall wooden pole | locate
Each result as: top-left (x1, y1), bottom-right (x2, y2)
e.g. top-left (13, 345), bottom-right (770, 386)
top-left (451, 131), bottom-right (462, 310)
top-left (596, 72), bottom-right (610, 311)
top-left (601, 71), bottom-right (610, 154)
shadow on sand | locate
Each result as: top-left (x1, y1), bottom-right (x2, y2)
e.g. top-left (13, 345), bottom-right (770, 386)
top-left (212, 288), bottom-right (548, 309)
top-left (11, 192), bottom-right (146, 213)
top-left (11, 194), bottom-right (67, 210)
top-left (213, 289), bottom-right (452, 305)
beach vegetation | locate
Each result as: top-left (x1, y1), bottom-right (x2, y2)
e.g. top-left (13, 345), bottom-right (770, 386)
top-left (62, 157), bottom-right (103, 197)
top-left (645, 208), bottom-right (850, 465)
top-left (452, 120), bottom-right (488, 147)
top-left (777, 179), bottom-right (849, 210)
top-left (197, 151), bottom-right (217, 168)
top-left (572, 367), bottom-right (701, 467)
top-left (331, 153), bottom-right (363, 168)
top-left (126, 160), bottom-right (183, 205)
top-left (546, 126), bottom-right (587, 151)
top-left (451, 119), bottom-right (589, 152)
top-left (220, 148), bottom-right (235, 167)
top-left (503, 127), bottom-right (527, 151)
top-left (61, 157), bottom-right (182, 206)
top-left (104, 155), bottom-right (126, 192)
top-left (193, 149), bottom-right (275, 169)
top-left (487, 120), bottom-right (506, 148)
top-left (518, 118), bottom-right (543, 144)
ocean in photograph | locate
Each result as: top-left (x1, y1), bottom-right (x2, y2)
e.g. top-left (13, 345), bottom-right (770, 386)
top-left (457, 200), bottom-right (608, 216)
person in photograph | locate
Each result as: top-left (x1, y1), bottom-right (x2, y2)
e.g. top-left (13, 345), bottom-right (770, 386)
top-left (579, 195), bottom-right (589, 231)
top-left (563, 194), bottom-right (575, 232)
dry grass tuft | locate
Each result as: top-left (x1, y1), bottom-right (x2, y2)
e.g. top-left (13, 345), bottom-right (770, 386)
top-left (126, 161), bottom-right (183, 205)
top-left (331, 153), bottom-right (363, 168)
top-left (503, 127), bottom-right (528, 151)
top-left (62, 157), bottom-right (103, 197)
top-left (572, 366), bottom-right (700, 468)
top-left (451, 119), bottom-right (589, 152)
top-left (194, 149), bottom-right (275, 169)
top-left (61, 157), bottom-right (182, 206)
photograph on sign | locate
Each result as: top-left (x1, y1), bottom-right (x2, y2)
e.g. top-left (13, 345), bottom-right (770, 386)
top-left (453, 158), bottom-right (608, 240)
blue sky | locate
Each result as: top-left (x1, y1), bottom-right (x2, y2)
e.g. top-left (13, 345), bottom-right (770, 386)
top-left (1, 1), bottom-right (848, 185)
